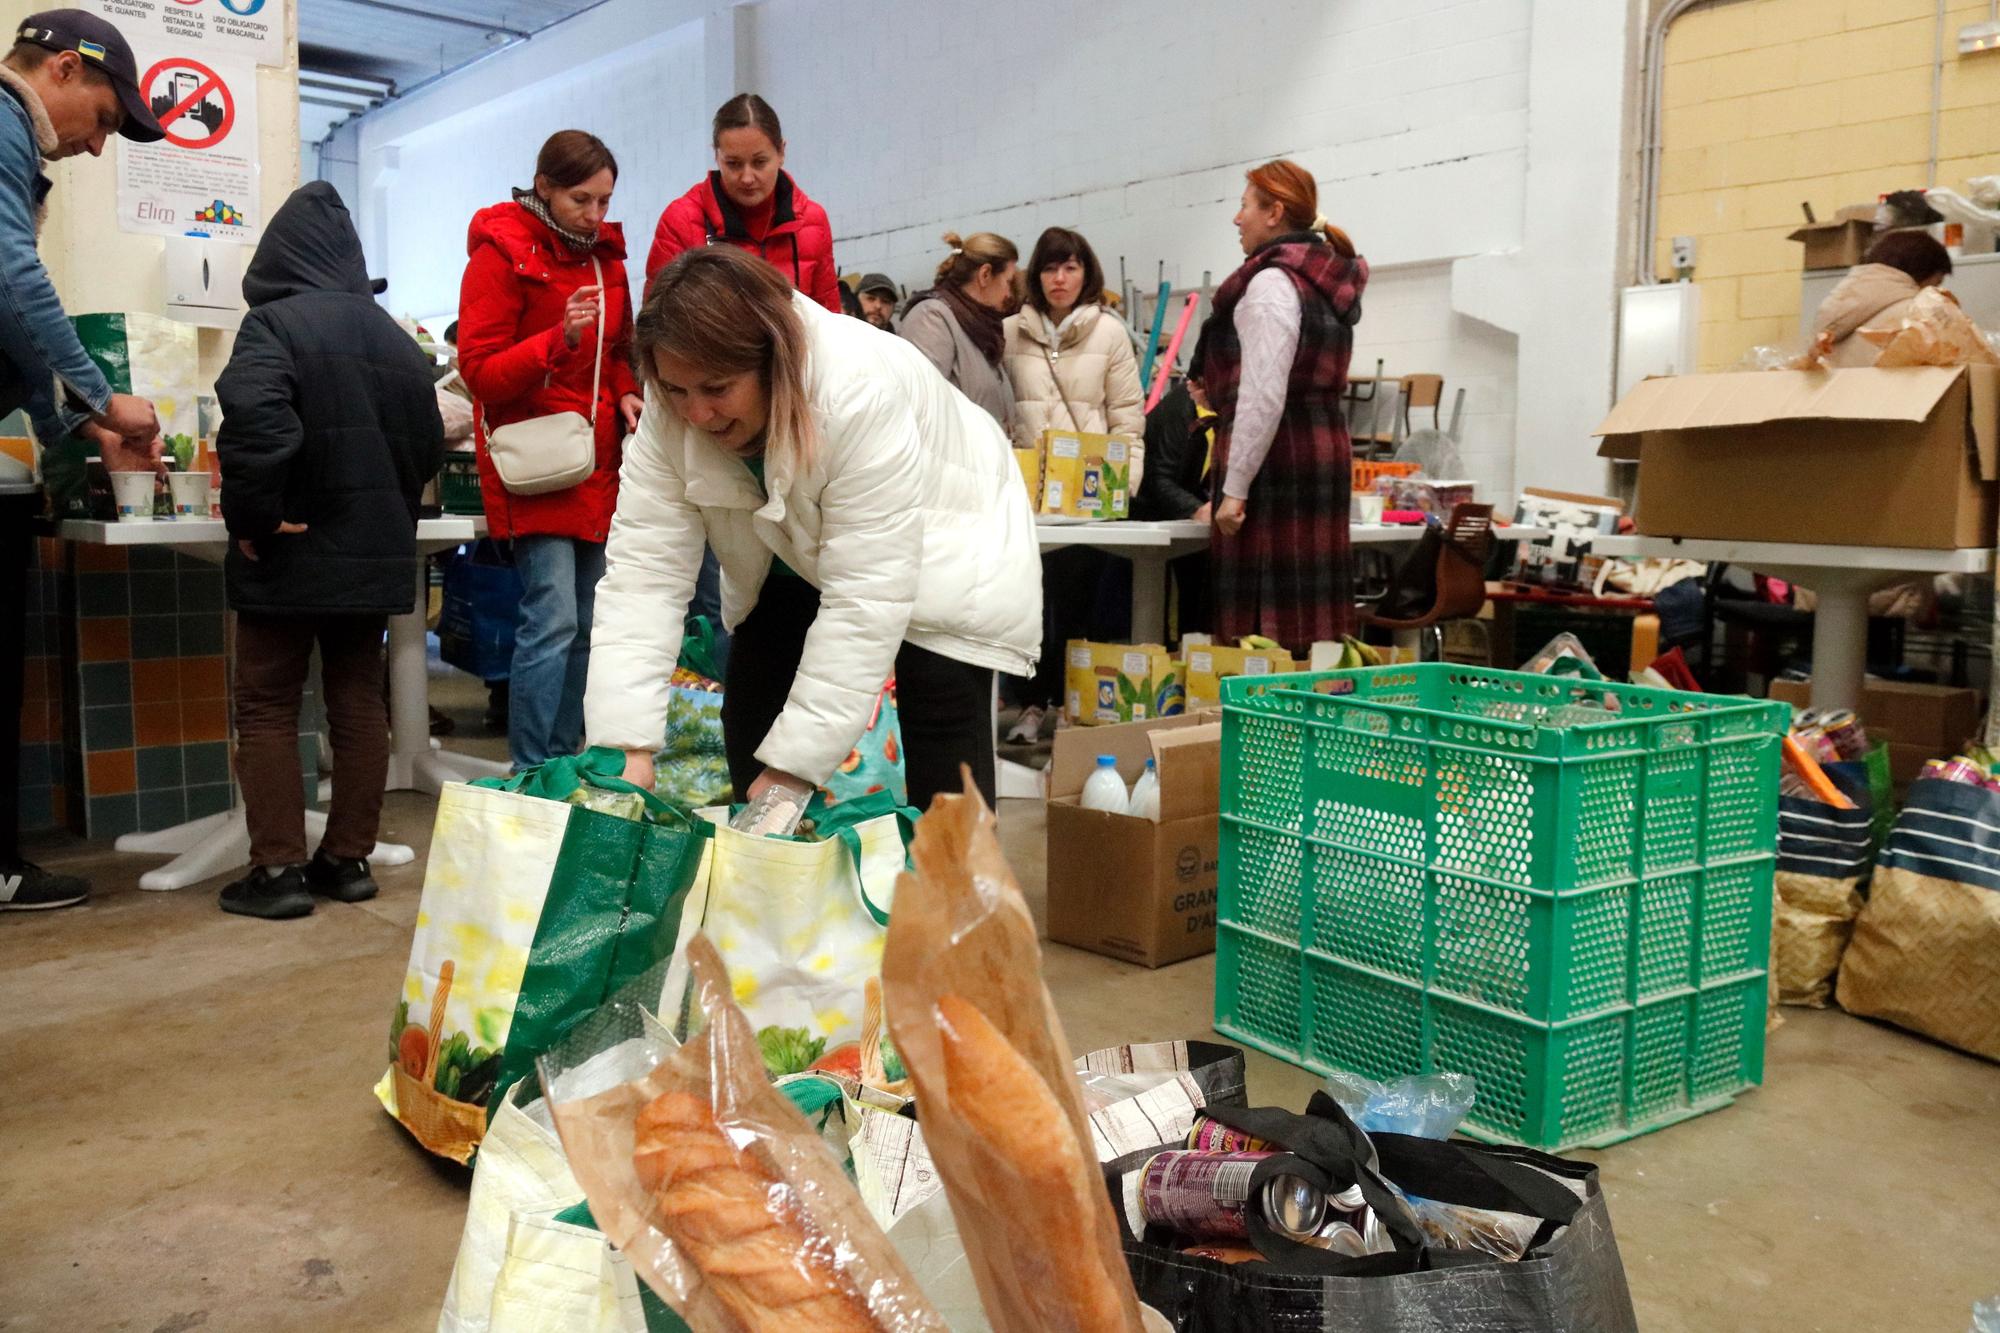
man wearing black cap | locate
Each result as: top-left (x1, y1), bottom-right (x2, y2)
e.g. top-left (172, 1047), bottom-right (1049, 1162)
top-left (0, 9), bottom-right (167, 913)
top-left (856, 273), bottom-right (898, 330)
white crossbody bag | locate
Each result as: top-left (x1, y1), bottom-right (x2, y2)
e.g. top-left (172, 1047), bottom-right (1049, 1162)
top-left (483, 255), bottom-right (604, 496)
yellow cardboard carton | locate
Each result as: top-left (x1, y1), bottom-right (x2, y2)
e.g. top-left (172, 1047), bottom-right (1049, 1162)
top-left (1063, 639), bottom-right (1185, 726)
top-left (1012, 446), bottom-right (1042, 500)
top-left (1038, 428), bottom-right (1132, 520)
top-left (1183, 644), bottom-right (1298, 711)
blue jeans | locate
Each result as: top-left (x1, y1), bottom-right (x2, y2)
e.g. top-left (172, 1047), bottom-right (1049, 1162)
top-left (508, 536), bottom-right (605, 770)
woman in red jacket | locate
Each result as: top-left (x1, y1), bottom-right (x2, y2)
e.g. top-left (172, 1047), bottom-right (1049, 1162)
top-left (645, 94), bottom-right (840, 310)
top-left (458, 130), bottom-right (644, 770)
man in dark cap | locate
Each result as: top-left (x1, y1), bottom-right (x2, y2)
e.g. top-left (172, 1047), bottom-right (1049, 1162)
top-left (856, 272), bottom-right (898, 330)
top-left (0, 9), bottom-right (166, 913)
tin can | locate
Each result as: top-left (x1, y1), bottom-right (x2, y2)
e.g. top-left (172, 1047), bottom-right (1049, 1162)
top-left (1140, 1150), bottom-right (1326, 1241)
top-left (1939, 757), bottom-right (1987, 786)
top-left (1818, 710), bottom-right (1868, 760)
top-left (1186, 1114), bottom-right (1271, 1154)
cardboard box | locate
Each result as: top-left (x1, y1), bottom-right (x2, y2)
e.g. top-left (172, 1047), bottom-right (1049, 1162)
top-left (1064, 640), bottom-right (1184, 725)
top-left (1182, 643), bottom-right (1297, 711)
top-left (1038, 428), bottom-right (1132, 520)
top-left (1012, 446), bottom-right (1042, 499)
top-left (1596, 365), bottom-right (1999, 549)
top-left (1768, 677), bottom-right (1981, 753)
top-left (1887, 741), bottom-right (1932, 790)
top-left (1046, 714), bottom-right (1221, 967)
top-left (1788, 218), bottom-right (1873, 270)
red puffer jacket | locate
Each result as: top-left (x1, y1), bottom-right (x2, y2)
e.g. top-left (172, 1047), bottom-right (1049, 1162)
top-left (645, 171), bottom-right (841, 312)
top-left (458, 203), bottom-right (639, 542)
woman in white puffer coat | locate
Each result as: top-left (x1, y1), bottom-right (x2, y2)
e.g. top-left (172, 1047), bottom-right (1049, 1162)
top-left (586, 245), bottom-right (1042, 808)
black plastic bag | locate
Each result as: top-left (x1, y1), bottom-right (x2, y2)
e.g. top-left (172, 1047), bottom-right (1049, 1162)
top-left (1117, 1093), bottom-right (1639, 1333)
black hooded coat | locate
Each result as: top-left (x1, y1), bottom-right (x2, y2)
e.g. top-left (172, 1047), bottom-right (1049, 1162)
top-left (217, 181), bottom-right (444, 615)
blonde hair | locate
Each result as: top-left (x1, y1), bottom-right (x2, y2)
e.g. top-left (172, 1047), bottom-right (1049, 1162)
top-left (933, 230), bottom-right (1018, 289)
top-left (636, 246), bottom-right (818, 470)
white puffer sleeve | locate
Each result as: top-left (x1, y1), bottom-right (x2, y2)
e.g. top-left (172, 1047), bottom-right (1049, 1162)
top-left (755, 382), bottom-right (924, 784)
top-left (584, 406), bottom-right (707, 753)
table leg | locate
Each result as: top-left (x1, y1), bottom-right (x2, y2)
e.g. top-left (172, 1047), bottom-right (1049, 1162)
top-left (1129, 551), bottom-right (1168, 644)
top-left (385, 551), bottom-right (509, 795)
top-left (121, 804), bottom-right (414, 891)
top-left (992, 675), bottom-right (1041, 800)
top-left (1807, 585), bottom-right (1869, 712)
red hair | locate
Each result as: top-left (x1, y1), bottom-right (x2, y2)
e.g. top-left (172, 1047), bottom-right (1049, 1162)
top-left (1245, 159), bottom-right (1356, 258)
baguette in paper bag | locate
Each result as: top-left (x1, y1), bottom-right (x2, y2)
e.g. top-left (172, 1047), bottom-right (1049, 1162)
top-left (546, 934), bottom-right (946, 1333)
top-left (882, 775), bottom-right (1145, 1333)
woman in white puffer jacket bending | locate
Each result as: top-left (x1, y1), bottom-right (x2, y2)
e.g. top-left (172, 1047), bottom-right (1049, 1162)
top-left (586, 245), bottom-right (1042, 808)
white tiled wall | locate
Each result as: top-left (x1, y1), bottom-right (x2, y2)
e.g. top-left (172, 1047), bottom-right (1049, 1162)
top-left (328, 0), bottom-right (1630, 497)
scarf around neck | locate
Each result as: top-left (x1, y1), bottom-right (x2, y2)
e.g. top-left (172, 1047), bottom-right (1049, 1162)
top-left (513, 187), bottom-right (598, 254)
top-left (928, 282), bottom-right (1006, 366)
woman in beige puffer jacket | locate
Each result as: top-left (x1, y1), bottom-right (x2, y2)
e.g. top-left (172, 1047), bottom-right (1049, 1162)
top-left (1810, 230), bottom-right (1952, 367)
top-left (1003, 226), bottom-right (1146, 489)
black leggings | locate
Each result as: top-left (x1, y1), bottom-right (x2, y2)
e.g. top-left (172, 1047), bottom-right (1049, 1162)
top-left (721, 575), bottom-right (997, 811)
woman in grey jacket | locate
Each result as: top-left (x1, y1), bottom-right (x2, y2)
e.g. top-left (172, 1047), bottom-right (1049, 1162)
top-left (897, 231), bottom-right (1019, 432)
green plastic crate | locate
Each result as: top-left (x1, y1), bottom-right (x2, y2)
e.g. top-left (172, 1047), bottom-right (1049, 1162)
top-left (1214, 664), bottom-right (1785, 1150)
top-left (438, 452), bottom-right (484, 515)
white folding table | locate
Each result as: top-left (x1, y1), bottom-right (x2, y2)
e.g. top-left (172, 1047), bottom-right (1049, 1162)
top-left (1589, 533), bottom-right (1994, 710)
top-left (999, 520), bottom-right (1533, 796)
top-left (58, 516), bottom-right (505, 890)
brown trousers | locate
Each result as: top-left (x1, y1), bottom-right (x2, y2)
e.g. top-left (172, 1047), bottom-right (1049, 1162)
top-left (234, 612), bottom-right (389, 867)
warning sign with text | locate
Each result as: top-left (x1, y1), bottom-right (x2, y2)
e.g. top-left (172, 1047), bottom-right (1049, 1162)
top-left (83, 0), bottom-right (287, 69)
top-left (116, 51), bottom-right (260, 246)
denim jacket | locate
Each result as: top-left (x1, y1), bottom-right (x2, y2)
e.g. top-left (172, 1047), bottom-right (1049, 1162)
top-left (0, 75), bottom-right (111, 448)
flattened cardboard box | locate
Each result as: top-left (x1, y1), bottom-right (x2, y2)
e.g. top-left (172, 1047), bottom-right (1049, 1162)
top-left (1596, 365), bottom-right (1999, 550)
top-left (1046, 713), bottom-right (1221, 968)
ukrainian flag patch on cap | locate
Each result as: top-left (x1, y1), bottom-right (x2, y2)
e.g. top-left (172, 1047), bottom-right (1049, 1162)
top-left (77, 39), bottom-right (105, 60)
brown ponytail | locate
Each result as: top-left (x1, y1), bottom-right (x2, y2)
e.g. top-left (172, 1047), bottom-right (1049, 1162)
top-left (933, 230), bottom-right (1019, 290)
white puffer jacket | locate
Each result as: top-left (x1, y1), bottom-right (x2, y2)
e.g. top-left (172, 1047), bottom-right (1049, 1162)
top-left (1002, 302), bottom-right (1145, 486)
top-left (585, 293), bottom-right (1043, 784)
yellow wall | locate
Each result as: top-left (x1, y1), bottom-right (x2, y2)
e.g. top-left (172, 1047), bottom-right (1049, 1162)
top-left (1657, 0), bottom-right (2000, 370)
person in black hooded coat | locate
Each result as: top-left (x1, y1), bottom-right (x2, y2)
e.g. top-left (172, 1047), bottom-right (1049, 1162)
top-left (214, 180), bottom-right (444, 920)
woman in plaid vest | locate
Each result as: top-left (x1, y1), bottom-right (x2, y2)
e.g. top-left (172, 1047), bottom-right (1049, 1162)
top-left (1190, 159), bottom-right (1368, 651)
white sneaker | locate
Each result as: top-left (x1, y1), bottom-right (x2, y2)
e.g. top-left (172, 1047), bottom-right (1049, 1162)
top-left (1006, 705), bottom-right (1046, 744)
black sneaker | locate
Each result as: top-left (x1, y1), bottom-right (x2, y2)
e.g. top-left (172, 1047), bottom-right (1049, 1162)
top-left (219, 864), bottom-right (314, 919)
top-left (305, 848), bottom-right (378, 903)
top-left (0, 861), bottom-right (90, 911)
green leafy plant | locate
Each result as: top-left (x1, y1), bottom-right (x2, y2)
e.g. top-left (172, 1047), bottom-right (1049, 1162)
top-left (756, 1024), bottom-right (826, 1077)
top-left (165, 432), bottom-right (196, 471)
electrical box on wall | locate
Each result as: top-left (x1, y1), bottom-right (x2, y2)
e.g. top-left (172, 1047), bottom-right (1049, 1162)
top-left (163, 237), bottom-right (244, 330)
top-left (1615, 283), bottom-right (1701, 404)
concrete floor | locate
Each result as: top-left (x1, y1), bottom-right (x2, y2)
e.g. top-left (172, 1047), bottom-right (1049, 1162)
top-left (4, 669), bottom-right (1999, 1332)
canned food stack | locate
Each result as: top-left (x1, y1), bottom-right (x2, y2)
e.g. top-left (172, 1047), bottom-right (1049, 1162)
top-left (1782, 709), bottom-right (1873, 801)
top-left (1213, 663), bottom-right (1789, 1152)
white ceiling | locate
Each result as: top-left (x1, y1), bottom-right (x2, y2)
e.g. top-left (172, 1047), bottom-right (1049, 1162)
top-left (298, 0), bottom-right (609, 146)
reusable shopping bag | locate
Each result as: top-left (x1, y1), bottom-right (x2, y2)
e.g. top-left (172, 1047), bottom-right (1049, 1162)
top-left (852, 1039), bottom-right (1248, 1227)
top-left (375, 749), bottom-right (707, 1163)
top-left (1773, 769), bottom-right (1875, 1008)
top-left (823, 679), bottom-right (907, 806)
top-left (437, 1081), bottom-right (652, 1333)
top-left (1117, 1092), bottom-right (1640, 1333)
top-left (438, 540), bottom-right (524, 682)
top-left (1839, 777), bottom-right (2000, 1061)
top-left (652, 618), bottom-right (731, 811)
top-left (674, 788), bottom-right (916, 1077)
